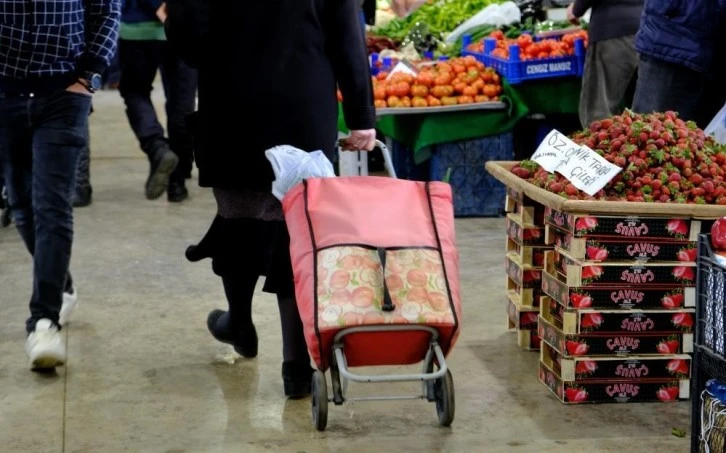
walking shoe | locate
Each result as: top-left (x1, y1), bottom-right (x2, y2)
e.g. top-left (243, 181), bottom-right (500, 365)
top-left (282, 360), bottom-right (315, 399)
top-left (167, 181), bottom-right (189, 203)
top-left (26, 319), bottom-right (66, 371)
top-left (207, 310), bottom-right (258, 358)
top-left (72, 186), bottom-right (93, 208)
top-left (145, 143), bottom-right (179, 200)
top-left (59, 286), bottom-right (78, 326)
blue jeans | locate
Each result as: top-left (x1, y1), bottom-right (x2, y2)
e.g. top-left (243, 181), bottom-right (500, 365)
top-left (0, 90), bottom-right (91, 332)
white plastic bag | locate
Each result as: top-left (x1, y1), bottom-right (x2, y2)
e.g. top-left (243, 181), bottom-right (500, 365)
top-left (445, 2), bottom-right (521, 44)
top-left (265, 146), bottom-right (336, 201)
top-left (705, 102), bottom-right (726, 145)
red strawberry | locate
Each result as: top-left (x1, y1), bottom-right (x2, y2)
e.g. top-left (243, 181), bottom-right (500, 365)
top-left (580, 313), bottom-right (604, 329)
top-left (667, 386), bottom-right (680, 400)
top-left (575, 361), bottom-right (597, 375)
top-left (673, 266), bottom-right (695, 281)
top-left (687, 248), bottom-right (698, 261)
top-left (587, 246), bottom-right (609, 261)
top-left (666, 219), bottom-right (688, 236)
top-left (667, 359), bottom-right (690, 375)
top-left (657, 387), bottom-right (676, 401)
top-left (661, 295), bottom-right (677, 309)
top-left (523, 312), bottom-right (538, 326)
top-left (575, 217), bottom-right (598, 232)
top-left (657, 339), bottom-right (680, 354)
top-left (575, 295), bottom-right (593, 308)
top-left (669, 293), bottom-right (685, 307)
top-left (566, 340), bottom-right (589, 355)
top-left (677, 250), bottom-right (691, 262)
top-left (672, 312), bottom-right (694, 328)
top-left (565, 387), bottom-right (588, 403)
top-left (533, 252), bottom-right (545, 267)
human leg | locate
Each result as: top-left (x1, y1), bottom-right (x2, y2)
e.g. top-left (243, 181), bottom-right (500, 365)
top-left (73, 121), bottom-right (92, 207)
top-left (119, 39), bottom-right (179, 199)
top-left (277, 294), bottom-right (313, 398)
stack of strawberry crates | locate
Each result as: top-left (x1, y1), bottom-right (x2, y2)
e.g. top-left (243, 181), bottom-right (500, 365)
top-left (538, 208), bottom-right (698, 404)
top-left (504, 187), bottom-right (551, 351)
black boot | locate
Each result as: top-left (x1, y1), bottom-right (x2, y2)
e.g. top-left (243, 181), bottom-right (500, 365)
top-left (282, 360), bottom-right (314, 399)
top-left (144, 140), bottom-right (179, 200)
top-left (73, 186), bottom-right (93, 208)
top-left (207, 310), bottom-right (258, 358)
top-left (167, 180), bottom-right (188, 203)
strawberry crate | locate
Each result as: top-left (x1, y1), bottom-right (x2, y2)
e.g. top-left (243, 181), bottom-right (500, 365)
top-left (542, 261), bottom-right (696, 310)
top-left (506, 213), bottom-right (545, 246)
top-left (505, 237), bottom-right (549, 268)
top-left (541, 342), bottom-right (692, 382)
top-left (505, 187), bottom-right (545, 225)
top-left (518, 329), bottom-right (541, 351)
top-left (539, 361), bottom-right (689, 404)
top-left (507, 279), bottom-right (544, 307)
top-left (506, 253), bottom-right (542, 289)
top-left (552, 249), bottom-right (697, 287)
top-left (545, 225), bottom-right (698, 263)
top-left (544, 208), bottom-right (700, 241)
top-left (461, 35), bottom-right (586, 85)
top-left (507, 293), bottom-right (539, 330)
top-left (538, 309), bottom-right (694, 357)
top-left (540, 296), bottom-right (695, 335)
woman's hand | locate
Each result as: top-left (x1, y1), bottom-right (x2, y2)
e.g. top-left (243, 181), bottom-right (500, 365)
top-left (566, 4), bottom-right (580, 25)
top-left (340, 129), bottom-right (376, 151)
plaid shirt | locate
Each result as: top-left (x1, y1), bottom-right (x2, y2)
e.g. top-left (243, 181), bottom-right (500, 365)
top-left (0, 0), bottom-right (120, 79)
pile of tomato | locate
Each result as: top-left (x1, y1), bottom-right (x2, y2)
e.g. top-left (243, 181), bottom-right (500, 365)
top-left (467, 30), bottom-right (588, 61)
top-left (346, 56), bottom-right (503, 108)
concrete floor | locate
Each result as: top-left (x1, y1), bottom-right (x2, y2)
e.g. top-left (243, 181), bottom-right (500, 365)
top-left (0, 90), bottom-right (691, 453)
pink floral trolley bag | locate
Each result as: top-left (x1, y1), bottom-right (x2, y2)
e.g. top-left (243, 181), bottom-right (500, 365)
top-left (281, 141), bottom-right (462, 430)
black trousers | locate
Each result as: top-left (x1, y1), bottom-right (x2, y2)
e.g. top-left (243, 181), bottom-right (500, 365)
top-left (119, 39), bottom-right (198, 182)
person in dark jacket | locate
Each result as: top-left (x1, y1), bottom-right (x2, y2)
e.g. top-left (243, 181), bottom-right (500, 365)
top-left (632, 0), bottom-right (726, 127)
top-left (119, 0), bottom-right (198, 202)
top-left (0, 0), bottom-right (120, 371)
top-left (568, 0), bottom-right (644, 127)
top-left (166, 0), bottom-right (376, 397)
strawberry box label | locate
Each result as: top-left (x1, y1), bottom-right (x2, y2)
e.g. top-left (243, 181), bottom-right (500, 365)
top-left (542, 265), bottom-right (696, 309)
top-left (542, 342), bottom-right (692, 381)
top-left (552, 229), bottom-right (697, 263)
top-left (506, 213), bottom-right (545, 245)
top-left (544, 208), bottom-right (700, 241)
top-left (518, 329), bottom-right (542, 351)
top-left (538, 314), bottom-right (693, 357)
top-left (507, 294), bottom-right (540, 330)
top-left (539, 362), bottom-right (687, 404)
top-left (506, 254), bottom-right (542, 288)
top-left (554, 249), bottom-right (696, 287)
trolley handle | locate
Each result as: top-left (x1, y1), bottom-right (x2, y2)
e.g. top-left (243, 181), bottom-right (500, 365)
top-left (337, 139), bottom-right (397, 179)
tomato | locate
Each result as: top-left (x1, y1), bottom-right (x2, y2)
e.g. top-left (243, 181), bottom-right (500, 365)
top-left (491, 73), bottom-right (500, 84)
top-left (463, 55), bottom-right (478, 67)
top-left (483, 84), bottom-right (497, 97)
top-left (490, 30), bottom-right (504, 40)
top-left (412, 97), bottom-right (428, 108)
top-left (516, 34), bottom-right (533, 49)
top-left (452, 63), bottom-right (466, 74)
top-left (410, 84), bottom-right (429, 98)
top-left (474, 95), bottom-right (488, 103)
top-left (385, 84), bottom-right (397, 97)
top-left (462, 86), bottom-right (478, 97)
top-left (426, 96), bottom-right (441, 107)
top-left (374, 86), bottom-right (387, 101)
top-left (400, 96), bottom-right (411, 108)
top-left (374, 99), bottom-right (387, 109)
top-left (453, 82), bottom-right (467, 94)
top-left (457, 95), bottom-right (474, 104)
top-left (472, 79), bottom-right (485, 92)
top-left (392, 81), bottom-right (410, 98)
top-left (434, 73), bottom-right (452, 86)
top-left (386, 96), bottom-right (401, 108)
top-left (416, 73), bottom-right (434, 88)
top-left (430, 86), bottom-right (447, 98)
top-left (437, 63), bottom-right (452, 73)
top-left (440, 85), bottom-right (454, 97)
top-left (376, 71), bottom-right (389, 81)
top-left (440, 96), bottom-right (458, 106)
top-left (481, 71), bottom-right (492, 83)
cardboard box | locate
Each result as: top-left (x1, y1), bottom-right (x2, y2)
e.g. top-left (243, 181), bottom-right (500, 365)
top-left (538, 311), bottom-right (694, 357)
top-left (542, 256), bottom-right (696, 310)
top-left (539, 361), bottom-right (689, 404)
top-left (506, 213), bottom-right (545, 246)
top-left (552, 249), bottom-right (696, 287)
top-left (508, 293), bottom-right (539, 330)
top-left (505, 237), bottom-right (550, 268)
top-left (546, 224), bottom-right (697, 263)
top-left (540, 296), bottom-right (695, 335)
top-left (541, 342), bottom-right (691, 381)
top-left (544, 207), bottom-right (700, 241)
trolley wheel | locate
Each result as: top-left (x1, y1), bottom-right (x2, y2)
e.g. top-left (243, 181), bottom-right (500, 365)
top-left (434, 369), bottom-right (455, 427)
top-left (311, 370), bottom-right (328, 431)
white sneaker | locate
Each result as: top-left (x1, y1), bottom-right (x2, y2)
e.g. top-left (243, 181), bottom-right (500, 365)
top-left (59, 286), bottom-right (78, 326)
top-left (26, 319), bottom-right (66, 371)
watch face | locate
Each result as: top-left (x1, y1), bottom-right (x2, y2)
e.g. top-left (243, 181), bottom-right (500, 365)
top-left (90, 74), bottom-right (102, 90)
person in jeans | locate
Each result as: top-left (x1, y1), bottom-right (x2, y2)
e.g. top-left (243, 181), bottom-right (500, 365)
top-left (0, 0), bottom-right (120, 370)
top-left (119, 0), bottom-right (197, 202)
top-left (632, 0), bottom-right (726, 127)
top-left (567, 0), bottom-right (643, 128)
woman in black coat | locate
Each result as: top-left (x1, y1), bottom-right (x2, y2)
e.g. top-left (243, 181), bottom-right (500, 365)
top-left (165, 0), bottom-right (376, 397)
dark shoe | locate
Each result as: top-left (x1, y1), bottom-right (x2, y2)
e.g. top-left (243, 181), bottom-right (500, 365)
top-left (167, 181), bottom-right (189, 203)
top-left (1, 208), bottom-right (11, 227)
top-left (72, 186), bottom-right (92, 208)
top-left (145, 143), bottom-right (179, 200)
top-left (207, 310), bottom-right (258, 358)
top-left (282, 360), bottom-right (314, 399)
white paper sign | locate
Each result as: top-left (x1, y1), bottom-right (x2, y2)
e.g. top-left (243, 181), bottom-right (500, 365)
top-left (531, 129), bottom-right (622, 196)
top-left (386, 60), bottom-right (419, 79)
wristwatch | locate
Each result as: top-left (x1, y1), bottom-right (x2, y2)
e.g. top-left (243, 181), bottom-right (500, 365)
top-left (80, 72), bottom-right (103, 93)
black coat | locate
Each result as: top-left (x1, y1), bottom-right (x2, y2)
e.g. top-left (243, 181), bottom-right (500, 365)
top-left (165, 0), bottom-right (376, 190)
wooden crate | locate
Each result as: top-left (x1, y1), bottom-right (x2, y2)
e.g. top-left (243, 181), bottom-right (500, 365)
top-left (505, 237), bottom-right (550, 268)
top-left (506, 253), bottom-right (543, 289)
top-left (506, 280), bottom-right (544, 307)
top-left (506, 213), bottom-right (545, 246)
top-left (507, 292), bottom-right (539, 330)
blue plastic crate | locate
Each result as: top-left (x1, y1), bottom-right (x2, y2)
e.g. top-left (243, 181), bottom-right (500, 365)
top-left (390, 140), bottom-right (429, 181)
top-left (462, 34), bottom-right (586, 85)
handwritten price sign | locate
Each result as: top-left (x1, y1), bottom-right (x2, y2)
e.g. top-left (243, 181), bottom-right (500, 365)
top-left (531, 130), bottom-right (622, 196)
